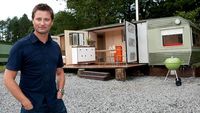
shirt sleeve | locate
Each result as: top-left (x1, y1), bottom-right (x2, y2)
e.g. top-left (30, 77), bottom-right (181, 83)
top-left (6, 42), bottom-right (22, 71)
top-left (57, 47), bottom-right (64, 68)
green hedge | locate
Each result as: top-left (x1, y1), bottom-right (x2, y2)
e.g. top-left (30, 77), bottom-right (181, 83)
top-left (0, 65), bottom-right (5, 72)
top-left (0, 54), bottom-right (9, 58)
top-left (0, 41), bottom-right (13, 45)
top-left (0, 44), bottom-right (12, 55)
top-left (0, 44), bottom-right (12, 63)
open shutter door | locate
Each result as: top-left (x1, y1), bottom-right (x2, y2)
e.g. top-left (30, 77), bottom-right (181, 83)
top-left (125, 21), bottom-right (137, 63)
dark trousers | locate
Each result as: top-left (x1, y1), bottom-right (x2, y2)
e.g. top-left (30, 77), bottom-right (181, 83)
top-left (20, 99), bottom-right (67, 113)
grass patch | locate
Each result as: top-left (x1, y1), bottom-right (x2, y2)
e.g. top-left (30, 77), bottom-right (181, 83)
top-left (0, 65), bottom-right (5, 72)
top-left (0, 41), bottom-right (13, 45)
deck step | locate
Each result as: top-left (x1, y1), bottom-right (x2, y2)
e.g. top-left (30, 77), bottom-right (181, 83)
top-left (82, 71), bottom-right (110, 76)
top-left (78, 70), bottom-right (112, 81)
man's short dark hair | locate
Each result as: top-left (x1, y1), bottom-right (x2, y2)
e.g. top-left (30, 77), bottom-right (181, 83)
top-left (32, 3), bottom-right (54, 20)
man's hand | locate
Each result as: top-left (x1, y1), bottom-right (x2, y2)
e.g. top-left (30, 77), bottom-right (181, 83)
top-left (21, 98), bottom-right (33, 110)
top-left (3, 69), bottom-right (33, 110)
top-left (57, 90), bottom-right (63, 99)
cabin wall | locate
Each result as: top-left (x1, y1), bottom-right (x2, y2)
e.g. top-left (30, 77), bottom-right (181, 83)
top-left (60, 36), bottom-right (65, 54)
top-left (64, 30), bottom-right (72, 64)
top-left (59, 36), bottom-right (66, 64)
top-left (105, 30), bottom-right (123, 49)
top-left (88, 32), bottom-right (97, 47)
top-left (147, 17), bottom-right (192, 65)
top-left (105, 30), bottom-right (126, 62)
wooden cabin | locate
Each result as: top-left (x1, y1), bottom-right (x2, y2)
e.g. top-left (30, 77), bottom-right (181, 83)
top-left (54, 22), bottom-right (139, 65)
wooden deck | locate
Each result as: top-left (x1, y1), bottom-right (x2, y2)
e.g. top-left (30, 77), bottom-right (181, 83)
top-left (63, 63), bottom-right (146, 69)
top-left (63, 63), bottom-right (148, 81)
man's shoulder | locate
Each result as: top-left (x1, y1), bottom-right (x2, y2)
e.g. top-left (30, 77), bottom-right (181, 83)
top-left (51, 38), bottom-right (60, 47)
top-left (12, 34), bottom-right (32, 49)
top-left (18, 34), bottom-right (31, 43)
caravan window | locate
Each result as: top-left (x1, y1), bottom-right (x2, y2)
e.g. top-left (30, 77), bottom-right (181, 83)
top-left (161, 28), bottom-right (183, 46)
top-left (69, 33), bottom-right (85, 46)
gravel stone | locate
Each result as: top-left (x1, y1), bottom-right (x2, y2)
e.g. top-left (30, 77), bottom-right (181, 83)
top-left (0, 72), bottom-right (200, 113)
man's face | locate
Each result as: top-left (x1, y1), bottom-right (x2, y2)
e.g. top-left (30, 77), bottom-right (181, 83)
top-left (32, 10), bottom-right (53, 35)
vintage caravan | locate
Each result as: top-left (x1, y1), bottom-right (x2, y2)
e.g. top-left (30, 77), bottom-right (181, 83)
top-left (55, 16), bottom-right (200, 77)
top-left (146, 16), bottom-right (200, 66)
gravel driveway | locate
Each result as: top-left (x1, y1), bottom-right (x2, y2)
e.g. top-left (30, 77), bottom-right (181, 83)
top-left (1, 72), bottom-right (200, 113)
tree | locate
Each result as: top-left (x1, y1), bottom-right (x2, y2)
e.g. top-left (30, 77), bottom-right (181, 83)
top-left (7, 16), bottom-right (19, 42)
top-left (7, 14), bottom-right (32, 43)
top-left (176, 7), bottom-right (200, 26)
top-left (18, 14), bottom-right (32, 38)
top-left (171, 0), bottom-right (200, 26)
top-left (135, 0), bottom-right (200, 26)
top-left (67, 0), bottom-right (123, 29)
top-left (0, 20), bottom-right (7, 41)
top-left (138, 0), bottom-right (165, 19)
top-left (118, 0), bottom-right (135, 21)
top-left (51, 11), bottom-right (78, 35)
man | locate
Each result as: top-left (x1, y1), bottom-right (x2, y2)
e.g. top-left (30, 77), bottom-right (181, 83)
top-left (3, 3), bottom-right (67, 113)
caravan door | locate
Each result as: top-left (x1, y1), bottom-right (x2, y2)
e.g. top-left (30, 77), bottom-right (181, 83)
top-left (137, 22), bottom-right (149, 63)
top-left (125, 21), bottom-right (137, 63)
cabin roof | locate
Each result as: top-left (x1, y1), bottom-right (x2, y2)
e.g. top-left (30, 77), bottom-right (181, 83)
top-left (56, 16), bottom-right (200, 36)
top-left (83, 23), bottom-right (124, 32)
top-left (83, 16), bottom-right (200, 31)
top-left (143, 16), bottom-right (200, 30)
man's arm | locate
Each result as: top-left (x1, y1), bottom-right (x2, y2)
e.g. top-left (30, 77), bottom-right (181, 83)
top-left (56, 68), bottom-right (65, 99)
top-left (3, 69), bottom-right (33, 110)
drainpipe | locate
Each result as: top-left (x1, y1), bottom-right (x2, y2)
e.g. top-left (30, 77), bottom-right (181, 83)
top-left (135, 0), bottom-right (139, 21)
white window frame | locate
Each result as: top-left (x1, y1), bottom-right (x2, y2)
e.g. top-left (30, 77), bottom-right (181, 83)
top-left (161, 28), bottom-right (183, 46)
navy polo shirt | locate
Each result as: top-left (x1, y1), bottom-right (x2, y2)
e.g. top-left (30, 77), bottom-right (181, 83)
top-left (6, 33), bottom-right (64, 108)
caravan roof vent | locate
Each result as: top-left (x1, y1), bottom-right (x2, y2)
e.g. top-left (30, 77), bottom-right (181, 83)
top-left (175, 19), bottom-right (181, 25)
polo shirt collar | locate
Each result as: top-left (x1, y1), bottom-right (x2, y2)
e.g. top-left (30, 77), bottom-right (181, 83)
top-left (30, 32), bottom-right (52, 44)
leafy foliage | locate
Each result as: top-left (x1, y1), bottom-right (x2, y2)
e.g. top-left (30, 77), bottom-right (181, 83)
top-left (1, 14), bottom-right (32, 43)
top-left (51, 11), bottom-right (78, 35)
top-left (67, 0), bottom-right (125, 29)
top-left (0, 65), bottom-right (5, 72)
top-left (176, 7), bottom-right (200, 26)
top-left (18, 14), bottom-right (32, 40)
